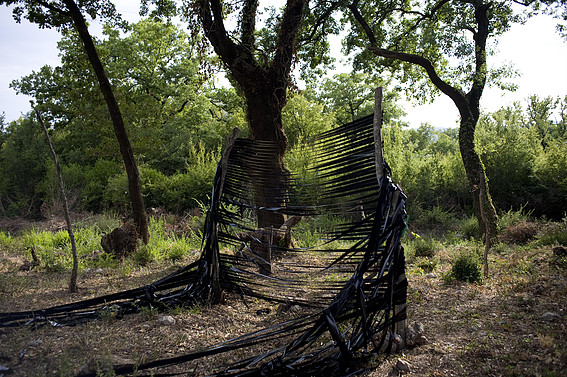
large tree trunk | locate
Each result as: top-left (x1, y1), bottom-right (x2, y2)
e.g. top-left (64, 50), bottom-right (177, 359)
top-left (197, 0), bottom-right (307, 274)
top-left (62, 0), bottom-right (149, 244)
top-left (242, 80), bottom-right (289, 275)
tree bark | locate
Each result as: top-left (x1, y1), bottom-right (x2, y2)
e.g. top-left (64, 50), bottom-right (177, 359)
top-left (62, 0), bottom-right (149, 244)
top-left (458, 114), bottom-right (498, 238)
top-left (37, 110), bottom-right (79, 293)
top-left (197, 0), bottom-right (307, 273)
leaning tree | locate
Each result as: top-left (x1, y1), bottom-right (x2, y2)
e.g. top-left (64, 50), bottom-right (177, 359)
top-left (1, 0), bottom-right (150, 243)
top-left (344, 0), bottom-right (567, 240)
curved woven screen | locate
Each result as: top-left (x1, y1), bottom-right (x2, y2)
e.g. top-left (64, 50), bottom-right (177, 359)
top-left (0, 114), bottom-right (408, 376)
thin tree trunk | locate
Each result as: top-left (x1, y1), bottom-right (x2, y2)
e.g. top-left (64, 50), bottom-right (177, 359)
top-left (479, 173), bottom-right (492, 278)
top-left (373, 87), bottom-right (384, 185)
top-left (36, 110), bottom-right (79, 293)
top-left (62, 0), bottom-right (149, 244)
top-left (458, 115), bottom-right (498, 239)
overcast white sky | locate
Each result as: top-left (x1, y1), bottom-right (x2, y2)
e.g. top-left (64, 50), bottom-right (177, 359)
top-left (1, 3), bottom-right (566, 128)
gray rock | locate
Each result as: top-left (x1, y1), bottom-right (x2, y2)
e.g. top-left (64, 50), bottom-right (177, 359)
top-left (289, 305), bottom-right (302, 314)
top-left (28, 339), bottom-right (43, 347)
top-left (158, 315), bottom-right (176, 326)
top-left (395, 358), bottom-right (411, 374)
top-left (541, 312), bottom-right (561, 322)
top-left (377, 332), bottom-right (404, 353)
top-left (392, 333), bottom-right (404, 351)
top-left (276, 301), bottom-right (292, 314)
top-left (77, 362), bottom-right (92, 376)
top-left (84, 267), bottom-right (103, 275)
top-left (406, 322), bottom-right (427, 347)
top-left (109, 355), bottom-right (135, 366)
top-left (425, 273), bottom-right (438, 279)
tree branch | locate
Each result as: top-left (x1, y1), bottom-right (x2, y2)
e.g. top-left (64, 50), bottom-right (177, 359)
top-left (391, 0), bottom-right (452, 48)
top-left (272, 0), bottom-right (307, 73)
top-left (176, 99), bottom-right (189, 113)
top-left (367, 45), bottom-right (469, 116)
top-left (35, 0), bottom-right (71, 16)
top-left (240, 0), bottom-right (258, 51)
top-left (349, 0), bottom-right (377, 45)
top-left (300, 0), bottom-right (341, 44)
top-left (197, 0), bottom-right (241, 67)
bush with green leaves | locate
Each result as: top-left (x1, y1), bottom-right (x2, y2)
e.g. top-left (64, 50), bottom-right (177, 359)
top-left (81, 159), bottom-right (122, 212)
top-left (450, 250), bottom-right (483, 283)
top-left (416, 257), bottom-right (438, 273)
top-left (131, 217), bottom-right (200, 266)
top-left (103, 144), bottom-right (218, 214)
top-left (0, 232), bottom-right (17, 251)
top-left (498, 207), bottom-right (532, 233)
top-left (476, 106), bottom-right (541, 212)
top-left (460, 215), bottom-right (480, 240)
top-left (536, 221), bottom-right (567, 247)
top-left (414, 206), bottom-right (458, 233)
top-left (0, 116), bottom-right (49, 217)
top-left (411, 237), bottom-right (438, 258)
top-left (15, 214), bottom-right (201, 271)
top-left (383, 123), bottom-right (470, 225)
top-left (534, 140), bottom-right (567, 219)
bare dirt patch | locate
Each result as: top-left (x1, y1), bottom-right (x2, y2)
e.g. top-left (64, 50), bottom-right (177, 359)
top-left (1, 233), bottom-right (566, 376)
top-left (366, 247), bottom-right (567, 377)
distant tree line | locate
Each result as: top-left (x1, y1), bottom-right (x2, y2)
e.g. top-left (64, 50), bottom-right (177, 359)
top-left (0, 18), bottom-right (565, 225)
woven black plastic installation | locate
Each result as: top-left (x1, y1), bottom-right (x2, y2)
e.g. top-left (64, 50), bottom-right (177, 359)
top-left (0, 114), bottom-right (408, 376)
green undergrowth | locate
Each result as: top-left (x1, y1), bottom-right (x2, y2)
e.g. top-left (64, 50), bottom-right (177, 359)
top-left (404, 207), bottom-right (566, 283)
top-left (1, 208), bottom-right (565, 281)
top-left (0, 213), bottom-right (203, 274)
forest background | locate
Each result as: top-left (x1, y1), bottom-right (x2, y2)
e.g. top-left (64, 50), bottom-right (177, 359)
top-left (0, 0), bottom-right (565, 233)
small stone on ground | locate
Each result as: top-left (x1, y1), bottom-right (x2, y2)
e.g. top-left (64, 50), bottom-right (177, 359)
top-left (158, 315), bottom-right (176, 325)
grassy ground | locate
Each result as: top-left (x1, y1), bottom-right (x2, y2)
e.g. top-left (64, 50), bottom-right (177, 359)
top-left (0, 213), bottom-right (566, 376)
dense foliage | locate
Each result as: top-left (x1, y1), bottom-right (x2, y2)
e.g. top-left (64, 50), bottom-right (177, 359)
top-left (382, 95), bottom-right (567, 222)
top-left (0, 20), bottom-right (565, 223)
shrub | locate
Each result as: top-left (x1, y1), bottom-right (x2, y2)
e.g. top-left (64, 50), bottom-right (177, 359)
top-left (534, 140), bottom-right (567, 219)
top-left (460, 216), bottom-right (480, 240)
top-left (537, 222), bottom-right (567, 246)
top-left (103, 172), bottom-right (129, 210)
top-left (451, 250), bottom-right (482, 283)
top-left (103, 145), bottom-right (218, 214)
top-left (0, 232), bottom-right (17, 251)
top-left (82, 160), bottom-right (122, 211)
top-left (167, 242), bottom-right (187, 261)
top-left (412, 237), bottom-right (438, 258)
top-left (414, 205), bottom-right (457, 231)
top-left (133, 244), bottom-right (154, 266)
top-left (498, 207), bottom-right (532, 232)
top-left (416, 257), bottom-right (437, 273)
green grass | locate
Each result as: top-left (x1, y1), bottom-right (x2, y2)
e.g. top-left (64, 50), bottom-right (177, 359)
top-left (9, 214), bottom-right (202, 273)
top-left (536, 222), bottom-right (567, 247)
